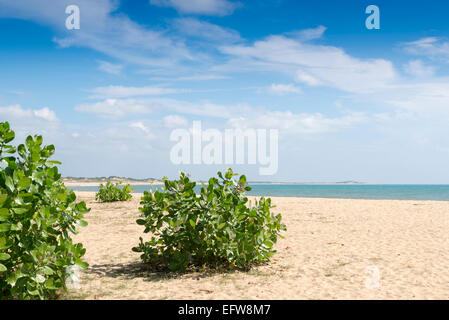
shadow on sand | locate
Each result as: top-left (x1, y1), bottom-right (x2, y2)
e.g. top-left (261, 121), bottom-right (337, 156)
top-left (85, 261), bottom-right (243, 282)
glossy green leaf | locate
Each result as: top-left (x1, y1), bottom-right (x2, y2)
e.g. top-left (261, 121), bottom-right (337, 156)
top-left (18, 177), bottom-right (31, 189)
top-left (5, 176), bottom-right (14, 192)
top-left (0, 253), bottom-right (10, 260)
top-left (0, 208), bottom-right (10, 221)
top-left (0, 223), bottom-right (11, 232)
top-left (78, 220), bottom-right (88, 227)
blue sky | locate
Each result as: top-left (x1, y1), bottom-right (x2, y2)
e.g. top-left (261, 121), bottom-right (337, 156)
top-left (1, 0), bottom-right (449, 183)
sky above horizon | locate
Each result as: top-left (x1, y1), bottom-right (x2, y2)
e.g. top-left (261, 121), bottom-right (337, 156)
top-left (1, 0), bottom-right (449, 183)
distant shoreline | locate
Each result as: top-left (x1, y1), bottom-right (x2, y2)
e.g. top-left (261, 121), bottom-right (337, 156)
top-left (62, 178), bottom-right (164, 187)
top-left (63, 177), bottom-right (365, 187)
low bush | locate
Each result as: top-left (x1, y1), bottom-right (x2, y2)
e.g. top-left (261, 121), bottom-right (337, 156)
top-left (0, 121), bottom-right (90, 300)
top-left (95, 181), bottom-right (133, 202)
top-left (132, 168), bottom-right (286, 271)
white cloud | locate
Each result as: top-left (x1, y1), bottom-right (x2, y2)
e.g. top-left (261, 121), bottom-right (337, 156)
top-left (89, 85), bottom-right (189, 98)
top-left (228, 111), bottom-right (366, 134)
top-left (172, 18), bottom-right (241, 43)
top-left (402, 37), bottom-right (449, 61)
top-left (74, 99), bottom-right (151, 119)
top-left (404, 60), bottom-right (435, 77)
top-left (74, 98), bottom-right (242, 119)
top-left (0, 105), bottom-right (58, 122)
top-left (33, 107), bottom-right (59, 121)
top-left (219, 33), bottom-right (398, 93)
top-left (0, 0), bottom-right (193, 68)
top-left (163, 115), bottom-right (188, 128)
top-left (129, 121), bottom-right (150, 134)
top-left (289, 25), bottom-right (327, 41)
top-left (174, 74), bottom-right (229, 81)
top-left (98, 61), bottom-right (124, 75)
top-left (268, 83), bottom-right (302, 95)
top-left (150, 0), bottom-right (240, 16)
top-left (386, 81), bottom-right (449, 113)
top-left (295, 71), bottom-right (322, 86)
top-left (147, 74), bottom-right (229, 81)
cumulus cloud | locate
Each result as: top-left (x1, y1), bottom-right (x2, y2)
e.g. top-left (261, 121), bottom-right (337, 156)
top-left (0, 105), bottom-right (61, 147)
top-left (150, 0), bottom-right (240, 16)
top-left (0, 105), bottom-right (58, 122)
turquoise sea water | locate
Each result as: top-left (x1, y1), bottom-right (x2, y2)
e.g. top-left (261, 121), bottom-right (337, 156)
top-left (68, 184), bottom-right (449, 201)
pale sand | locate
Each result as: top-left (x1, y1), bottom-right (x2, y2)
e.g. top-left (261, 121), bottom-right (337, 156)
top-left (70, 192), bottom-right (449, 300)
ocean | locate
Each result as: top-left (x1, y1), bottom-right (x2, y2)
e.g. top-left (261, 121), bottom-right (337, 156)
top-left (68, 184), bottom-right (449, 201)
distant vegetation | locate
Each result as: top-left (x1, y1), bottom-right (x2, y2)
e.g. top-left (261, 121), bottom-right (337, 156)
top-left (95, 181), bottom-right (134, 202)
top-left (133, 168), bottom-right (286, 272)
top-left (0, 121), bottom-right (89, 300)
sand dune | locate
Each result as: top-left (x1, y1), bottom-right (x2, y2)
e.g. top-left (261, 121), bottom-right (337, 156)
top-left (70, 192), bottom-right (449, 300)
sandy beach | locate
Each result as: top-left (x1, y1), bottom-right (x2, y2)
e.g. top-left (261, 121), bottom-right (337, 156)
top-left (70, 192), bottom-right (449, 300)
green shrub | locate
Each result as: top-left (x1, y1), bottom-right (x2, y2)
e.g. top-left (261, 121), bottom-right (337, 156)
top-left (132, 168), bottom-right (286, 271)
top-left (95, 181), bottom-right (133, 202)
top-left (0, 121), bottom-right (90, 300)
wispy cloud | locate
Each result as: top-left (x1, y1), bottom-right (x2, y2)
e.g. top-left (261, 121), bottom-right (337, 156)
top-left (402, 37), bottom-right (449, 61)
top-left (172, 74), bottom-right (230, 81)
top-left (172, 18), bottom-right (241, 44)
top-left (403, 59), bottom-right (435, 77)
top-left (74, 99), bottom-right (152, 119)
top-left (218, 32), bottom-right (398, 93)
top-left (268, 83), bottom-right (302, 95)
top-left (0, 0), bottom-right (194, 68)
top-left (228, 111), bottom-right (366, 134)
top-left (288, 25), bottom-right (327, 41)
top-left (98, 60), bottom-right (124, 75)
top-left (150, 0), bottom-right (241, 16)
top-left (89, 85), bottom-right (189, 99)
